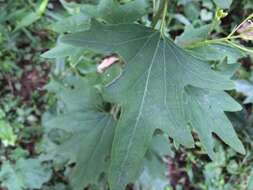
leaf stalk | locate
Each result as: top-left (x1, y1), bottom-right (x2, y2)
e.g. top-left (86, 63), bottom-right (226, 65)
top-left (160, 0), bottom-right (168, 37)
top-left (185, 14), bottom-right (253, 54)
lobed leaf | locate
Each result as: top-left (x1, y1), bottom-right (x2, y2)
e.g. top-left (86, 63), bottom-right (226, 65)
top-left (81, 0), bottom-right (148, 24)
top-left (0, 159), bottom-right (51, 190)
top-left (44, 78), bottom-right (116, 190)
top-left (189, 42), bottom-right (245, 64)
top-left (61, 21), bottom-right (244, 190)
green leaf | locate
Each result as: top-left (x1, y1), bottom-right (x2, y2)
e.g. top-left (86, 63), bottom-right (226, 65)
top-left (37, 0), bottom-right (49, 16)
top-left (175, 24), bottom-right (211, 47)
top-left (235, 80), bottom-right (253, 104)
top-left (0, 120), bottom-right (17, 146)
top-left (43, 0), bottom-right (148, 58)
top-left (204, 162), bottom-right (223, 188)
top-left (150, 134), bottom-right (173, 157)
top-left (44, 77), bottom-right (116, 190)
top-left (59, 0), bottom-right (84, 15)
top-left (15, 12), bottom-right (40, 30)
top-left (137, 134), bottom-right (171, 190)
top-left (0, 159), bottom-right (51, 190)
top-left (41, 42), bottom-right (84, 59)
top-left (15, 0), bottom-right (48, 30)
top-left (247, 169), bottom-right (253, 190)
top-left (61, 22), bottom-right (244, 189)
top-left (81, 0), bottom-right (148, 24)
top-left (215, 58), bottom-right (240, 77)
top-left (213, 0), bottom-right (233, 9)
top-left (185, 86), bottom-right (244, 159)
top-left (188, 42), bottom-right (245, 64)
top-left (173, 13), bottom-right (191, 25)
top-left (50, 14), bottom-right (90, 33)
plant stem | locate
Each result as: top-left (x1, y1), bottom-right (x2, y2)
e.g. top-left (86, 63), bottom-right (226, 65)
top-left (186, 34), bottom-right (244, 49)
top-left (184, 13), bottom-right (253, 54)
top-left (152, 0), bottom-right (159, 18)
top-left (151, 0), bottom-right (163, 28)
top-left (186, 35), bottom-right (253, 54)
top-left (37, 0), bottom-right (49, 16)
top-left (160, 0), bottom-right (168, 36)
top-left (151, 0), bottom-right (169, 31)
top-left (152, 0), bottom-right (156, 17)
top-left (227, 41), bottom-right (253, 54)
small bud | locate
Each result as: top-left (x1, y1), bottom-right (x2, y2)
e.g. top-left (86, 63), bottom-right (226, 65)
top-left (215, 9), bottom-right (228, 20)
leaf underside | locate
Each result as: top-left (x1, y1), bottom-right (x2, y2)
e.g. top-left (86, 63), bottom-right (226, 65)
top-left (61, 22), bottom-right (245, 190)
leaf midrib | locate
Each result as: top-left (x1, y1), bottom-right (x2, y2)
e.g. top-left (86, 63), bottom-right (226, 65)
top-left (115, 34), bottom-right (162, 187)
